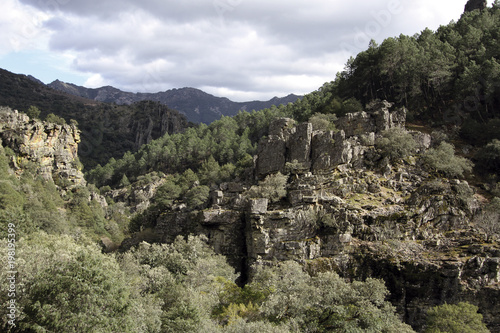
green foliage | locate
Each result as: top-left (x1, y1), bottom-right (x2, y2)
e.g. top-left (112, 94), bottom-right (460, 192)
top-left (308, 113), bottom-right (337, 131)
top-left (155, 179), bottom-right (183, 208)
top-left (117, 235), bottom-right (238, 332)
top-left (26, 105), bottom-right (41, 119)
top-left (475, 139), bottom-right (500, 175)
top-left (340, 97), bottom-right (363, 115)
top-left (425, 302), bottom-right (490, 333)
top-left (0, 181), bottom-right (24, 210)
top-left (184, 185), bottom-right (210, 209)
top-left (376, 127), bottom-right (417, 161)
top-left (119, 174), bottom-right (131, 187)
top-left (0, 233), bottom-right (144, 332)
top-left (246, 172), bottom-right (288, 203)
top-left (45, 112), bottom-right (66, 125)
top-left (248, 261), bottom-right (415, 332)
top-left (423, 142), bottom-right (474, 177)
top-left (333, 6), bottom-right (500, 126)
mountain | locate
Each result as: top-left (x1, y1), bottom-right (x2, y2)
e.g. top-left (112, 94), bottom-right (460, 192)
top-left (48, 80), bottom-right (302, 124)
top-left (0, 68), bottom-right (188, 168)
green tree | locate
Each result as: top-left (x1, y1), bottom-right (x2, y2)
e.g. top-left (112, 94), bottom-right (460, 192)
top-left (308, 113), bottom-right (337, 131)
top-left (26, 105), bottom-right (41, 120)
top-left (246, 172), bottom-right (288, 203)
top-left (425, 302), bottom-right (490, 333)
top-left (45, 113), bottom-right (66, 125)
top-left (0, 233), bottom-right (150, 332)
top-left (376, 127), bottom-right (417, 161)
top-left (249, 261), bottom-right (415, 332)
top-left (423, 142), bottom-right (473, 177)
top-left (184, 185), bottom-right (210, 209)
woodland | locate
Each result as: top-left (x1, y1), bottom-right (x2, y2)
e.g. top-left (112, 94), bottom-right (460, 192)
top-left (0, 3), bottom-right (499, 332)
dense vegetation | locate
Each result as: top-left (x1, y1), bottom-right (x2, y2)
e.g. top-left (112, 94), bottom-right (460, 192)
top-left (1, 3), bottom-right (499, 332)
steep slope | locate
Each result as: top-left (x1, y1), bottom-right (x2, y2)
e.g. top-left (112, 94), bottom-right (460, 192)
top-left (119, 102), bottom-right (499, 331)
top-left (48, 80), bottom-right (302, 124)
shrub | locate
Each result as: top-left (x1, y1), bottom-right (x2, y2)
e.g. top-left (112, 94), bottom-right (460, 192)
top-left (0, 233), bottom-right (144, 332)
top-left (376, 127), bottom-right (417, 161)
top-left (184, 185), bottom-right (210, 209)
top-left (308, 113), bottom-right (337, 131)
top-left (423, 142), bottom-right (473, 178)
top-left (425, 302), bottom-right (489, 333)
top-left (45, 113), bottom-right (66, 125)
top-left (246, 172), bottom-right (288, 203)
top-left (26, 105), bottom-right (41, 120)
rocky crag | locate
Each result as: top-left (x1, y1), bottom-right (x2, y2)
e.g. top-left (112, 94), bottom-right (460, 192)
top-left (144, 101), bottom-right (500, 331)
top-left (0, 107), bottom-right (85, 189)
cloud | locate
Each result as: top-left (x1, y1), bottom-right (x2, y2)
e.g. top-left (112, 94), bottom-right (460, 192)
top-left (9, 0), bottom-right (492, 101)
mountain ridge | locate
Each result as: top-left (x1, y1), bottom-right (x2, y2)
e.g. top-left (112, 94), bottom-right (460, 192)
top-left (48, 80), bottom-right (302, 124)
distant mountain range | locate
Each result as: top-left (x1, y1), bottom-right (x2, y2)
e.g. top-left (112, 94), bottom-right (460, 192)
top-left (48, 80), bottom-right (302, 124)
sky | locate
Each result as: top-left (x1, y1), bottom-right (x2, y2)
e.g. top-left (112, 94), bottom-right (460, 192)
top-left (0, 0), bottom-right (494, 102)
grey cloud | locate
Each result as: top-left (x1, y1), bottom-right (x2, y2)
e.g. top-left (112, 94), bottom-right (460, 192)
top-left (17, 0), bottom-right (472, 100)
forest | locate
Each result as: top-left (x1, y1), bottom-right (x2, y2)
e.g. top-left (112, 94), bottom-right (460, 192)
top-left (1, 3), bottom-right (500, 333)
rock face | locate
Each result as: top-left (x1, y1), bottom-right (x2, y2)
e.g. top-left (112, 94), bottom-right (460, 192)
top-left (256, 103), bottom-right (406, 176)
top-left (148, 101), bottom-right (499, 331)
top-left (0, 107), bottom-right (85, 188)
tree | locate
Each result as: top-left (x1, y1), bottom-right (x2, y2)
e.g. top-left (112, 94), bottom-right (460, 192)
top-left (376, 127), bottom-right (417, 161)
top-left (248, 261), bottom-right (415, 332)
top-left (0, 233), bottom-right (148, 332)
top-left (45, 113), bottom-right (66, 125)
top-left (246, 172), bottom-right (288, 203)
top-left (184, 185), bottom-right (210, 209)
top-left (308, 113), bottom-right (337, 131)
top-left (425, 302), bottom-right (490, 333)
top-left (26, 105), bottom-right (41, 120)
top-left (423, 142), bottom-right (473, 177)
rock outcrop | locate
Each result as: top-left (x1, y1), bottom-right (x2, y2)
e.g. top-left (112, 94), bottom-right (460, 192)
top-left (141, 101), bottom-right (498, 331)
top-left (256, 103), bottom-right (406, 177)
top-left (0, 107), bottom-right (85, 188)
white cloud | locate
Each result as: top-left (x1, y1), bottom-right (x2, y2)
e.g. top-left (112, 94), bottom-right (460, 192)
top-left (3, 0), bottom-right (496, 101)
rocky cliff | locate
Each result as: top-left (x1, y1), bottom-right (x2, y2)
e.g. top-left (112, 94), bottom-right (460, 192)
top-left (144, 101), bottom-right (500, 331)
top-left (0, 107), bottom-right (85, 189)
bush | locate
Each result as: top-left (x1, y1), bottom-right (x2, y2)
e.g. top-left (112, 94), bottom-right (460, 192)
top-left (425, 302), bottom-right (489, 333)
top-left (184, 185), bottom-right (210, 209)
top-left (26, 105), bottom-right (41, 120)
top-left (45, 113), bottom-right (66, 125)
top-left (423, 142), bottom-right (473, 178)
top-left (376, 127), bottom-right (417, 161)
top-left (308, 113), bottom-right (337, 131)
top-left (0, 233), bottom-right (145, 332)
top-left (246, 172), bottom-right (288, 203)
top-left (341, 97), bottom-right (363, 115)
top-left (249, 261), bottom-right (415, 332)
